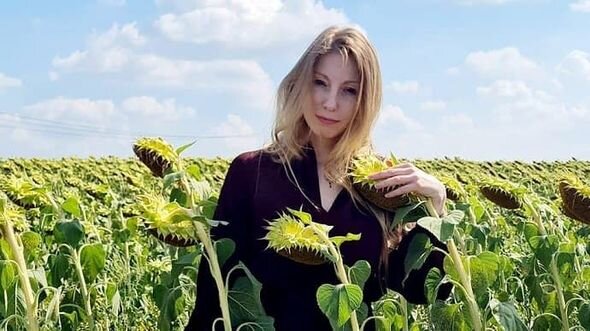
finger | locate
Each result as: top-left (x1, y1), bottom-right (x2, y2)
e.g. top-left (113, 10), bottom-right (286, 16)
top-left (384, 182), bottom-right (417, 198)
top-left (369, 167), bottom-right (414, 180)
top-left (374, 174), bottom-right (417, 189)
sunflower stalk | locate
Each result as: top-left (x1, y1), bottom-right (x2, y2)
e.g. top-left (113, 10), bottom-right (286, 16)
top-left (70, 246), bottom-right (95, 331)
top-left (523, 198), bottom-right (568, 331)
top-left (180, 172), bottom-right (232, 331)
top-left (1, 222), bottom-right (39, 331)
top-left (424, 199), bottom-right (483, 331)
top-left (311, 224), bottom-right (361, 331)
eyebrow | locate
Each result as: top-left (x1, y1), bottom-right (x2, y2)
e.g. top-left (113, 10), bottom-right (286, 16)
top-left (314, 72), bottom-right (360, 85)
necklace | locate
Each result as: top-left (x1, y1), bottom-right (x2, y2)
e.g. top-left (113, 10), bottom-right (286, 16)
top-left (324, 175), bottom-right (333, 189)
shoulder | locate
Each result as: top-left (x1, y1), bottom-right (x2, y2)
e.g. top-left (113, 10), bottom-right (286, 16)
top-left (227, 148), bottom-right (277, 174)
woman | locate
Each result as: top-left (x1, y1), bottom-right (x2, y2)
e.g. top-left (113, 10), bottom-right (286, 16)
top-left (186, 26), bottom-right (449, 330)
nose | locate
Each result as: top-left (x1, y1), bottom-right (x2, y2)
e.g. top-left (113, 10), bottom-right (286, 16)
top-left (323, 90), bottom-right (338, 112)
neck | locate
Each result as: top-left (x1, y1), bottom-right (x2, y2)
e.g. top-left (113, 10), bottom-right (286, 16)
top-left (310, 135), bottom-right (336, 166)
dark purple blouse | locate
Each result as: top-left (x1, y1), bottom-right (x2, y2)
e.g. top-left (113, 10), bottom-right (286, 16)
top-left (185, 146), bottom-right (449, 331)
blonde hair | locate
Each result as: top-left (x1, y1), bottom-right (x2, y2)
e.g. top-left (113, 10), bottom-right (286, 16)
top-left (265, 26), bottom-right (393, 273)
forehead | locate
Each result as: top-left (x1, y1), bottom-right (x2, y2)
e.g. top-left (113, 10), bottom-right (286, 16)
top-left (314, 52), bottom-right (359, 83)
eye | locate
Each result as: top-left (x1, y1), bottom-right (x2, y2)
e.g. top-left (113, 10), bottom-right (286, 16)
top-left (343, 87), bottom-right (357, 96)
top-left (313, 79), bottom-right (327, 87)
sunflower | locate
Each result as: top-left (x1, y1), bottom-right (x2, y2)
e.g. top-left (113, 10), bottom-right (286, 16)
top-left (558, 174), bottom-right (590, 225)
top-left (349, 154), bottom-right (410, 211)
top-left (479, 177), bottom-right (526, 210)
top-left (133, 137), bottom-right (179, 178)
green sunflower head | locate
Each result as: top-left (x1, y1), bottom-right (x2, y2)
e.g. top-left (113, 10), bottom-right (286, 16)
top-left (439, 175), bottom-right (465, 202)
top-left (263, 208), bottom-right (360, 265)
top-left (133, 137), bottom-right (180, 178)
top-left (0, 194), bottom-right (29, 231)
top-left (479, 177), bottom-right (526, 210)
top-left (138, 194), bottom-right (199, 247)
top-left (558, 174), bottom-right (590, 225)
top-left (0, 176), bottom-right (50, 209)
top-left (349, 153), bottom-right (410, 211)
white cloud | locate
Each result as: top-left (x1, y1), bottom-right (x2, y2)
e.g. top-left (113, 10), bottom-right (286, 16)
top-left (557, 50), bottom-right (590, 80)
top-left (465, 47), bottom-right (539, 78)
top-left (48, 71), bottom-right (59, 81)
top-left (420, 100), bottom-right (447, 111)
top-left (0, 72), bottom-right (23, 89)
top-left (377, 105), bottom-right (422, 131)
top-left (52, 23), bottom-right (274, 110)
top-left (477, 80), bottom-right (532, 98)
top-left (386, 80), bottom-right (420, 94)
top-left (121, 96), bottom-right (196, 120)
top-left (23, 97), bottom-right (117, 125)
top-left (212, 114), bottom-right (260, 153)
top-left (154, 0), bottom-right (351, 48)
top-left (52, 23), bottom-right (145, 73)
top-left (570, 0), bottom-right (590, 12)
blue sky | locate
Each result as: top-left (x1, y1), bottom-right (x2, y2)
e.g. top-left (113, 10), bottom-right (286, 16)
top-left (1, 0), bottom-right (589, 160)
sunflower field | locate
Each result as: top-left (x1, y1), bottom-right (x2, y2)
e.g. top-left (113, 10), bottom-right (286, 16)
top-left (0, 137), bottom-right (589, 331)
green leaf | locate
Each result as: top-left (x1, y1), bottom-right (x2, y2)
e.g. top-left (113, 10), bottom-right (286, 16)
top-left (227, 262), bottom-right (274, 329)
top-left (186, 164), bottom-right (203, 181)
top-left (316, 283), bottom-right (363, 327)
top-left (528, 235), bottom-right (559, 268)
top-left (393, 202), bottom-right (427, 226)
top-left (287, 207), bottom-right (313, 225)
top-left (489, 299), bottom-right (528, 331)
top-left (425, 268), bottom-right (443, 304)
top-left (417, 210), bottom-right (463, 242)
top-left (80, 243), bottom-right (106, 283)
top-left (579, 302), bottom-right (590, 330)
top-left (404, 232), bottom-right (433, 277)
top-left (430, 301), bottom-right (468, 331)
top-left (54, 220), bottom-right (85, 248)
top-left (469, 251), bottom-right (500, 301)
top-left (163, 171), bottom-right (183, 190)
top-left (169, 188), bottom-right (187, 206)
top-left (348, 260), bottom-right (371, 290)
top-left (0, 260), bottom-right (16, 289)
top-left (331, 233), bottom-right (361, 248)
top-left (215, 238), bottom-right (235, 268)
top-left (49, 253), bottom-right (71, 286)
top-left (175, 140), bottom-right (196, 155)
top-left (61, 197), bottom-right (81, 217)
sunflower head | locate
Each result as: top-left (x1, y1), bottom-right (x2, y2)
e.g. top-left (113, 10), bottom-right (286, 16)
top-left (438, 175), bottom-right (465, 202)
top-left (0, 176), bottom-right (50, 209)
top-left (138, 194), bottom-right (199, 247)
top-left (263, 210), bottom-right (330, 265)
top-left (479, 177), bottom-right (526, 210)
top-left (558, 174), bottom-right (590, 225)
top-left (349, 154), bottom-right (410, 211)
top-left (0, 194), bottom-right (28, 231)
top-left (133, 137), bottom-right (179, 178)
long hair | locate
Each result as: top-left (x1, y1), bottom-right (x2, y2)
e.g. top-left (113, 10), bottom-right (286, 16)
top-left (265, 26), bottom-right (393, 275)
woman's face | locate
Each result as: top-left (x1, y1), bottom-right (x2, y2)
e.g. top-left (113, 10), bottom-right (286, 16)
top-left (304, 52), bottom-right (360, 144)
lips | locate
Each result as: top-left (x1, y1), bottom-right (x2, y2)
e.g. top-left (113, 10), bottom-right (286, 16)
top-left (316, 115), bottom-right (339, 125)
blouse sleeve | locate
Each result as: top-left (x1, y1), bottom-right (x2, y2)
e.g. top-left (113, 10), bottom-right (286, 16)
top-left (185, 153), bottom-right (255, 330)
top-left (386, 225), bottom-right (453, 304)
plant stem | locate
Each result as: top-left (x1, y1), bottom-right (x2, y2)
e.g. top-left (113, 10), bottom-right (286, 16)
top-left (400, 296), bottom-right (409, 331)
top-left (315, 229), bottom-right (360, 331)
top-left (180, 174), bottom-right (232, 331)
top-left (71, 247), bottom-right (95, 331)
top-left (447, 239), bottom-right (482, 331)
top-left (424, 200), bottom-right (482, 331)
top-left (2, 223), bottom-right (39, 331)
top-left (524, 199), bottom-right (568, 330)
top-left (195, 224), bottom-right (232, 331)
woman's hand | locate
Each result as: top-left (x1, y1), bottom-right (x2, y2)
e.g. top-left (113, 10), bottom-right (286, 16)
top-left (368, 162), bottom-right (447, 215)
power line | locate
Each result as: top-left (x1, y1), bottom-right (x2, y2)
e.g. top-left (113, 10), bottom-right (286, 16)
top-left (0, 112), bottom-right (258, 140)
